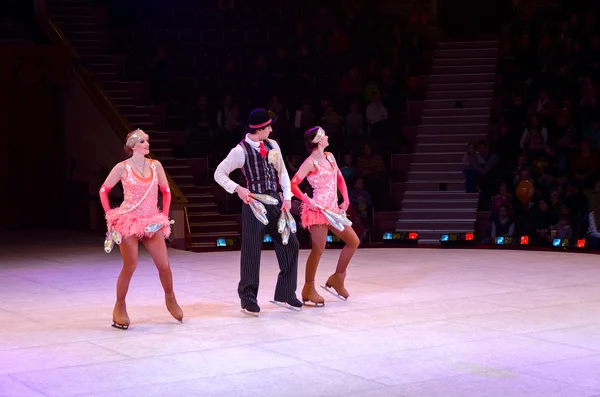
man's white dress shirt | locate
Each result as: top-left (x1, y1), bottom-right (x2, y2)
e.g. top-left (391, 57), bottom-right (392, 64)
top-left (214, 134), bottom-right (292, 201)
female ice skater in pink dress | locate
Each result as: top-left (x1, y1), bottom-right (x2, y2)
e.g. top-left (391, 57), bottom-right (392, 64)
top-left (99, 129), bottom-right (183, 329)
top-left (290, 127), bottom-right (360, 306)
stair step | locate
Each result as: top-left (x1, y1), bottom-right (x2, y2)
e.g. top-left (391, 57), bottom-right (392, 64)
top-left (398, 211), bottom-right (475, 221)
top-left (406, 180), bottom-right (465, 191)
top-left (419, 124), bottom-right (489, 135)
top-left (396, 220), bottom-right (477, 231)
top-left (190, 222), bottom-right (239, 233)
top-left (52, 28), bottom-right (97, 39)
top-left (124, 114), bottom-right (152, 123)
top-left (54, 22), bottom-right (99, 30)
top-left (191, 231), bottom-right (240, 241)
top-left (151, 140), bottom-right (173, 150)
top-left (81, 54), bottom-right (112, 63)
top-left (429, 73), bottom-right (495, 84)
top-left (69, 39), bottom-right (102, 47)
top-left (427, 90), bottom-right (494, 100)
top-left (170, 175), bottom-right (194, 184)
top-left (428, 82), bottom-right (494, 92)
top-left (404, 191), bottom-right (478, 200)
top-left (93, 72), bottom-right (118, 82)
top-left (179, 185), bottom-right (214, 195)
top-left (111, 98), bottom-right (136, 107)
top-left (435, 48), bottom-right (498, 59)
top-left (188, 213), bottom-right (235, 223)
top-left (421, 107), bottom-right (491, 117)
top-left (421, 114), bottom-right (490, 125)
top-left (47, 6), bottom-right (96, 15)
top-left (438, 40), bottom-right (498, 50)
top-left (186, 203), bottom-right (219, 213)
top-left (423, 98), bottom-right (493, 110)
top-left (184, 193), bottom-right (217, 203)
top-left (411, 162), bottom-right (465, 172)
top-left (415, 142), bottom-right (467, 152)
top-left (103, 81), bottom-right (127, 91)
top-left (433, 57), bottom-right (497, 66)
top-left (417, 133), bottom-right (487, 144)
top-left (402, 199), bottom-right (478, 210)
top-left (407, 170), bottom-right (463, 180)
top-left (432, 64), bottom-right (496, 74)
top-left (411, 152), bottom-right (465, 163)
top-left (162, 166), bottom-right (192, 176)
top-left (76, 47), bottom-right (103, 55)
top-left (88, 63), bottom-right (116, 74)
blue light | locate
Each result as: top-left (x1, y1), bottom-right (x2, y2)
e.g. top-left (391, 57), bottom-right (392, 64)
top-left (552, 238), bottom-right (561, 247)
top-left (326, 235), bottom-right (333, 243)
top-left (264, 235), bottom-right (273, 243)
top-left (383, 232), bottom-right (393, 240)
top-left (496, 237), bottom-right (505, 245)
top-left (440, 234), bottom-right (449, 242)
top-left (216, 238), bottom-right (226, 247)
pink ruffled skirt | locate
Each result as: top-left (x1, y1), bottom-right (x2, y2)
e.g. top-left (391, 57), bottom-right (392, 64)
top-left (105, 209), bottom-right (171, 240)
top-left (300, 203), bottom-right (341, 229)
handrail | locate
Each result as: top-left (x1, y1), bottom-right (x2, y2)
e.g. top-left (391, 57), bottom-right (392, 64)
top-left (35, 11), bottom-right (188, 205)
top-left (183, 206), bottom-right (192, 251)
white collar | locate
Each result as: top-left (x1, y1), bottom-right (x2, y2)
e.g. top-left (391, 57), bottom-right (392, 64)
top-left (245, 134), bottom-right (266, 148)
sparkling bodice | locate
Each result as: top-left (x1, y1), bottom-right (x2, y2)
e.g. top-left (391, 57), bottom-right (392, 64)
top-left (118, 161), bottom-right (160, 217)
top-left (306, 153), bottom-right (339, 210)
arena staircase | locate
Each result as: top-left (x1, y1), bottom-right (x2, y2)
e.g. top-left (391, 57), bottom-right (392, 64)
top-left (41, 0), bottom-right (239, 250)
top-left (397, 39), bottom-right (498, 244)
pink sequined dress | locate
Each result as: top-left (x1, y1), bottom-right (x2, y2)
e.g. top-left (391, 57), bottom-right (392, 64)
top-left (300, 152), bottom-right (341, 228)
top-left (105, 160), bottom-right (171, 239)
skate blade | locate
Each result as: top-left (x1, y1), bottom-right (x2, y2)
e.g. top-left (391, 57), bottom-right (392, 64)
top-left (111, 322), bottom-right (129, 330)
top-left (270, 300), bottom-right (302, 311)
top-left (240, 308), bottom-right (260, 317)
top-left (302, 299), bottom-right (325, 307)
top-left (320, 285), bottom-right (348, 301)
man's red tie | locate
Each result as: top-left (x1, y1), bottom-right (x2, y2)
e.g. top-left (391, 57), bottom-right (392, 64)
top-left (259, 142), bottom-right (268, 158)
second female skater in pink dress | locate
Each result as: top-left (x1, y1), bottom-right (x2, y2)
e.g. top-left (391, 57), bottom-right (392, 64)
top-left (290, 126), bottom-right (360, 306)
top-left (99, 129), bottom-right (183, 329)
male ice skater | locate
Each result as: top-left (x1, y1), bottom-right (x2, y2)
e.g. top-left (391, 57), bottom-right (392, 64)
top-left (214, 108), bottom-right (302, 316)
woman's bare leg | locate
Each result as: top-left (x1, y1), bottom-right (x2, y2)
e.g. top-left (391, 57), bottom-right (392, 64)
top-left (301, 225), bottom-right (328, 306)
top-left (324, 225), bottom-right (360, 299)
top-left (113, 236), bottom-right (139, 329)
top-left (142, 232), bottom-right (183, 322)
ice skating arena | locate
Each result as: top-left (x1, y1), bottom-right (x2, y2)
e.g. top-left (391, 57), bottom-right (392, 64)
top-left (2, 230), bottom-right (600, 397)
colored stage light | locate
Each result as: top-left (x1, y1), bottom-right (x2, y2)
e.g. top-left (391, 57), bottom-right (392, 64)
top-left (520, 235), bottom-right (529, 245)
top-left (325, 233), bottom-right (344, 246)
top-left (552, 238), bottom-right (570, 248)
top-left (439, 232), bottom-right (476, 247)
top-left (383, 231), bottom-right (419, 246)
top-left (577, 239), bottom-right (586, 248)
top-left (216, 238), bottom-right (238, 248)
top-left (496, 237), bottom-right (505, 245)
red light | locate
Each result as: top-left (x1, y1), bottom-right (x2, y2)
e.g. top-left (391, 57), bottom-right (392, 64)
top-left (520, 236), bottom-right (529, 245)
top-left (409, 232), bottom-right (418, 240)
top-left (577, 239), bottom-right (586, 248)
top-left (465, 233), bottom-right (474, 241)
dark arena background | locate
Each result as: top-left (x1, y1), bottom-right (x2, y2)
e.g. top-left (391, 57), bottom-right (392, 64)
top-left (2, 0), bottom-right (600, 396)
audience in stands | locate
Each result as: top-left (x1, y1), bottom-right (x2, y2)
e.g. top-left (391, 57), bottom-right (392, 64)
top-left (101, 0), bottom-right (434, 243)
top-left (478, 4), bottom-right (600, 246)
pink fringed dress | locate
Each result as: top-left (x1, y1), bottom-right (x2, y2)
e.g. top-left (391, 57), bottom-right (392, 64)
top-left (300, 153), bottom-right (342, 228)
top-left (105, 160), bottom-right (171, 239)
